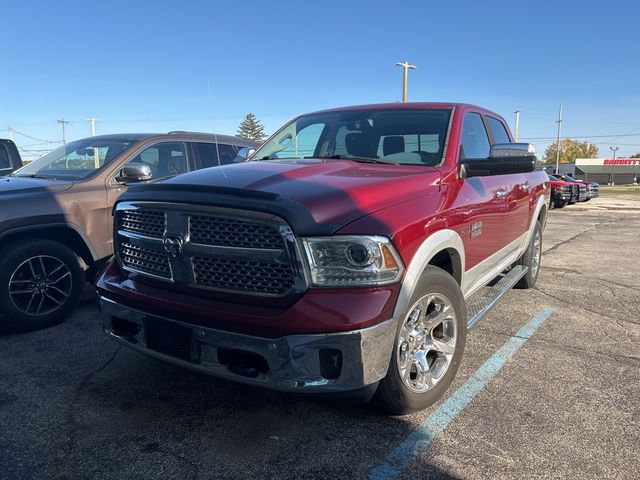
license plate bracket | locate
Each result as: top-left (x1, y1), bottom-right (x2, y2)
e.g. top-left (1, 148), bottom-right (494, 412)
top-left (145, 318), bottom-right (196, 362)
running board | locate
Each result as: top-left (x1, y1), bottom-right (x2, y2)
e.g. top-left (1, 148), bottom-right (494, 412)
top-left (465, 265), bottom-right (528, 329)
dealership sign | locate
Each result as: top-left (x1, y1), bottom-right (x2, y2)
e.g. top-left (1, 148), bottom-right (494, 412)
top-left (576, 158), bottom-right (640, 173)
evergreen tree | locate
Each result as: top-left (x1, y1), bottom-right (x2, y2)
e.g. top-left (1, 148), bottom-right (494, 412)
top-left (237, 113), bottom-right (265, 142)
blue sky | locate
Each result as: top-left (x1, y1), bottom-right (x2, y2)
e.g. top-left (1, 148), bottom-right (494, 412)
top-left (1, 0), bottom-right (639, 160)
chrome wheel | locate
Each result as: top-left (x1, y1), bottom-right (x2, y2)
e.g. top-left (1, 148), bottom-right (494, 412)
top-left (8, 255), bottom-right (73, 316)
top-left (531, 230), bottom-right (542, 277)
top-left (396, 294), bottom-right (457, 393)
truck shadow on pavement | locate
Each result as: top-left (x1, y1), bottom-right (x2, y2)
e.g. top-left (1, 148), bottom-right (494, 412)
top-left (0, 301), bottom-right (460, 479)
top-left (56, 345), bottom-right (462, 479)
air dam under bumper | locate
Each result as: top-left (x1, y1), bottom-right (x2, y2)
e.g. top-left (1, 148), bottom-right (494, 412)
top-left (100, 297), bottom-right (398, 394)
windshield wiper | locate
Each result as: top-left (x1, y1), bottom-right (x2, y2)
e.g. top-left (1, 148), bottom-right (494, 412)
top-left (319, 154), bottom-right (395, 164)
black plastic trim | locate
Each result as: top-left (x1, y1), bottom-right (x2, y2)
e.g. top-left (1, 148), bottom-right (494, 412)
top-left (118, 183), bottom-right (340, 235)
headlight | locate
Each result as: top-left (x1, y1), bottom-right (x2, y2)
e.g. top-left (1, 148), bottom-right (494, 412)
top-left (302, 235), bottom-right (404, 287)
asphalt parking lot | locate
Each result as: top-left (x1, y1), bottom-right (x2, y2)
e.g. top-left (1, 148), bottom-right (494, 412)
top-left (1, 197), bottom-right (639, 480)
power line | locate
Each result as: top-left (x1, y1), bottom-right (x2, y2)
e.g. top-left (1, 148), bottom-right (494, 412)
top-left (520, 133), bottom-right (640, 140)
top-left (10, 129), bottom-right (58, 143)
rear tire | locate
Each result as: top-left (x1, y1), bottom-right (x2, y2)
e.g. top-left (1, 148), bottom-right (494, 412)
top-left (0, 239), bottom-right (84, 332)
top-left (553, 199), bottom-right (567, 209)
top-left (515, 221), bottom-right (542, 289)
top-left (375, 266), bottom-right (466, 415)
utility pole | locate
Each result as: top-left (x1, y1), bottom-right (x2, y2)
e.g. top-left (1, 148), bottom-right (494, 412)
top-left (555, 105), bottom-right (563, 175)
top-left (395, 61), bottom-right (416, 103)
top-left (609, 146), bottom-right (618, 186)
top-left (87, 117), bottom-right (99, 136)
top-left (7, 126), bottom-right (13, 141)
top-left (57, 118), bottom-right (70, 144)
top-left (514, 109), bottom-right (521, 141)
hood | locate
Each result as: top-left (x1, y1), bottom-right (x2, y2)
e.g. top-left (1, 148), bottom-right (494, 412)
top-left (156, 159), bottom-right (441, 230)
top-left (0, 176), bottom-right (74, 197)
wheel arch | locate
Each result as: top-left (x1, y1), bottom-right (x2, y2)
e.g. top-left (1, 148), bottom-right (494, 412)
top-left (393, 229), bottom-right (465, 318)
top-left (0, 224), bottom-right (97, 268)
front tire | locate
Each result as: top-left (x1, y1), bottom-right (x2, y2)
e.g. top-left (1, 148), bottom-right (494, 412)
top-left (515, 221), bottom-right (542, 289)
top-left (375, 266), bottom-right (467, 415)
top-left (0, 239), bottom-right (84, 332)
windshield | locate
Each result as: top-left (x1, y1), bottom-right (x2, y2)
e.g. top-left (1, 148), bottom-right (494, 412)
top-left (252, 108), bottom-right (452, 166)
top-left (14, 138), bottom-right (137, 180)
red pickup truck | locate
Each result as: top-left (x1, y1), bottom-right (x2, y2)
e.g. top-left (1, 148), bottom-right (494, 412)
top-left (97, 103), bottom-right (550, 414)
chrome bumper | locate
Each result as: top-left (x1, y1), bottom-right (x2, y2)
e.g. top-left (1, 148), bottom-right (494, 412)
top-left (100, 296), bottom-right (397, 393)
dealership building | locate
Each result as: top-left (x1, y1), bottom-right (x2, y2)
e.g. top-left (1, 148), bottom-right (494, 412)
top-left (568, 158), bottom-right (640, 185)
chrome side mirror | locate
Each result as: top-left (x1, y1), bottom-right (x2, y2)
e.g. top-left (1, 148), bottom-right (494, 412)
top-left (234, 147), bottom-right (256, 163)
top-left (116, 162), bottom-right (153, 184)
top-left (489, 142), bottom-right (536, 160)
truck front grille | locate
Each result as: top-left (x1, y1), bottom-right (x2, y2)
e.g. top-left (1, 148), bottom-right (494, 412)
top-left (190, 215), bottom-right (283, 249)
top-left (119, 240), bottom-right (171, 279)
top-left (193, 256), bottom-right (294, 295)
top-left (120, 209), bottom-right (166, 239)
top-left (115, 203), bottom-right (302, 297)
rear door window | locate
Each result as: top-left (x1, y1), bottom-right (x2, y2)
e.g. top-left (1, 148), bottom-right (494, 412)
top-left (485, 116), bottom-right (511, 144)
top-left (196, 142), bottom-right (239, 167)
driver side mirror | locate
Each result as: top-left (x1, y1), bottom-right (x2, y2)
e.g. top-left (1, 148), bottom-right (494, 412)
top-left (115, 163), bottom-right (153, 184)
top-left (460, 143), bottom-right (536, 178)
top-left (233, 147), bottom-right (256, 163)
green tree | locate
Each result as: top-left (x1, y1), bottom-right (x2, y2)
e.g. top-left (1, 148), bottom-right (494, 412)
top-left (237, 113), bottom-right (265, 142)
top-left (542, 138), bottom-right (599, 164)
top-left (630, 153), bottom-right (640, 158)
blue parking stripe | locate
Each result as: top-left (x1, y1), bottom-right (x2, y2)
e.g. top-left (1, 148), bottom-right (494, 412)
top-left (368, 307), bottom-right (555, 480)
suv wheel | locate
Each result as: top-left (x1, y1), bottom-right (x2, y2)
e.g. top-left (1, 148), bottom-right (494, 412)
top-left (375, 266), bottom-right (467, 415)
top-left (0, 239), bottom-right (84, 332)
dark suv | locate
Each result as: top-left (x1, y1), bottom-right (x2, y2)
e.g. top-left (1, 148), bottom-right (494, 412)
top-left (0, 132), bottom-right (257, 331)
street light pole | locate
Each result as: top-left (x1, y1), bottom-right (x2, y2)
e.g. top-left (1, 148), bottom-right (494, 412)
top-left (609, 146), bottom-right (618, 186)
top-left (514, 109), bottom-right (521, 141)
top-left (87, 117), bottom-right (99, 136)
top-left (395, 61), bottom-right (416, 103)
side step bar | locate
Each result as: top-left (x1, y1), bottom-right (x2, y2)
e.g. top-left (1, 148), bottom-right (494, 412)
top-left (465, 265), bottom-right (528, 329)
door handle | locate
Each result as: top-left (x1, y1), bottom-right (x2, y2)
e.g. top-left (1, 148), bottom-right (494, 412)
top-left (519, 182), bottom-right (531, 192)
top-left (494, 189), bottom-right (508, 199)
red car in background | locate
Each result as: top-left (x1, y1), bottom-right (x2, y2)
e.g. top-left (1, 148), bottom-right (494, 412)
top-left (548, 174), bottom-right (583, 208)
top-left (556, 174), bottom-right (599, 201)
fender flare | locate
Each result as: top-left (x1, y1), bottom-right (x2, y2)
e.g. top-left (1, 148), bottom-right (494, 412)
top-left (393, 229), bottom-right (465, 318)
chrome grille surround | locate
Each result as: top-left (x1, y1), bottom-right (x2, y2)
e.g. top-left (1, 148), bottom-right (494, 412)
top-left (115, 202), bottom-right (307, 297)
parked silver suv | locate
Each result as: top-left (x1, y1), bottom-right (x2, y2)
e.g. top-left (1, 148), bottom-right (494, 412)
top-left (0, 132), bottom-right (258, 331)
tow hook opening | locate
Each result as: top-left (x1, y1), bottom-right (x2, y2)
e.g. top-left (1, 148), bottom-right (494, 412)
top-left (319, 348), bottom-right (343, 380)
top-left (217, 348), bottom-right (270, 378)
top-left (111, 317), bottom-right (140, 338)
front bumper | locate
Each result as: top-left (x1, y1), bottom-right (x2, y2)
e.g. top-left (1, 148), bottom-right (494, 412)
top-left (100, 296), bottom-right (398, 394)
